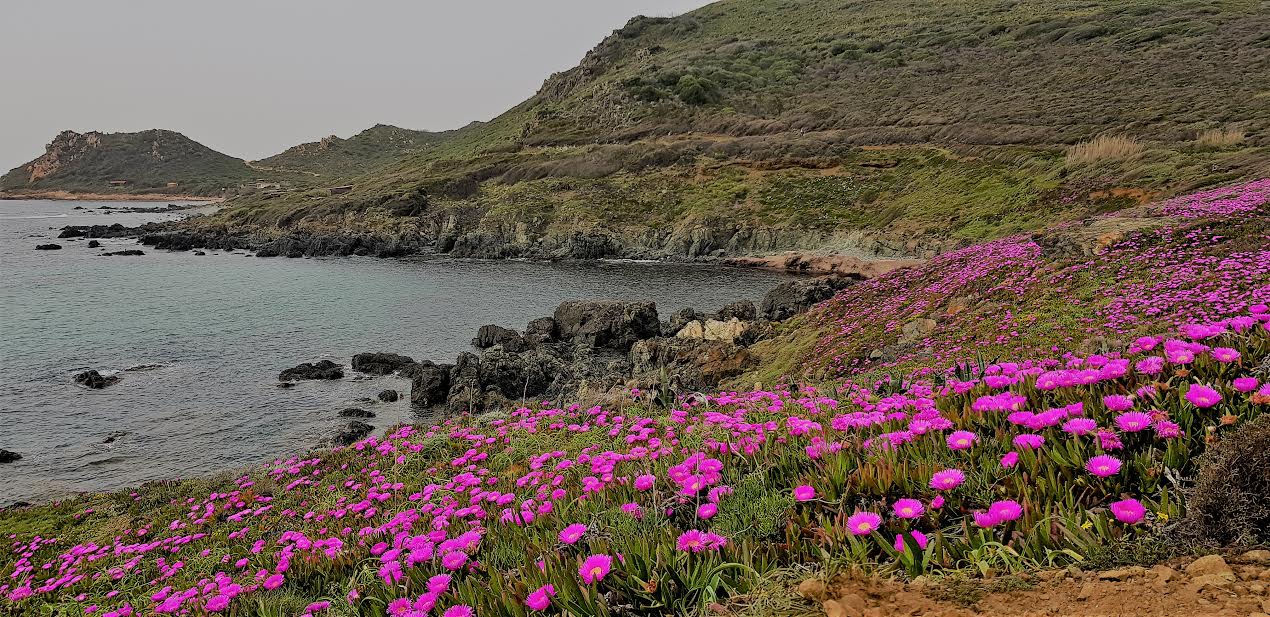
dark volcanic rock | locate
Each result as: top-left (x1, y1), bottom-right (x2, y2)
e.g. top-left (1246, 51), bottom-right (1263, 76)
top-left (760, 276), bottom-right (855, 321)
top-left (58, 223), bottom-right (137, 239)
top-left (101, 249), bottom-right (145, 256)
top-left (75, 370), bottom-right (120, 389)
top-left (477, 348), bottom-right (555, 401)
top-left (35, 243), bottom-right (62, 250)
top-left (351, 352), bottom-right (416, 375)
top-left (667, 307), bottom-right (703, 335)
top-left (446, 353), bottom-right (483, 411)
top-left (472, 325), bottom-right (528, 352)
top-left (332, 420), bottom-right (374, 446)
top-left (0, 450), bottom-right (21, 464)
top-left (553, 301), bottom-right (660, 350)
top-left (377, 389), bottom-right (399, 403)
top-left (629, 338), bottom-right (754, 392)
top-left (716, 300), bottom-right (757, 321)
top-left (279, 360), bottom-right (344, 381)
top-left (339, 407), bottom-right (377, 418)
top-left (524, 317), bottom-right (557, 344)
top-left (87, 240), bottom-right (101, 248)
top-left (409, 361), bottom-right (452, 407)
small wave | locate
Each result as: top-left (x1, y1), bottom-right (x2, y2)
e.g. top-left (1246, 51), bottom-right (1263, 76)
top-left (80, 455), bottom-right (130, 468)
top-left (125, 363), bottom-right (170, 372)
top-left (0, 213), bottom-right (70, 220)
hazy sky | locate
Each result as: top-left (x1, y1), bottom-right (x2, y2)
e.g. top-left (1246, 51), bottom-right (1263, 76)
top-left (0, 0), bottom-right (712, 171)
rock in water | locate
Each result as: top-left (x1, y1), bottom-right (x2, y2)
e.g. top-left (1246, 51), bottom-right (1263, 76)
top-left (553, 301), bottom-right (660, 350)
top-left (715, 300), bottom-right (757, 321)
top-left (351, 352), bottom-right (415, 375)
top-left (35, 243), bottom-right (62, 250)
top-left (87, 240), bottom-right (101, 248)
top-left (101, 249), bottom-right (145, 256)
top-left (760, 276), bottom-right (855, 321)
top-left (75, 370), bottom-right (121, 389)
top-left (377, 389), bottom-right (399, 402)
top-left (332, 421), bottom-right (374, 446)
top-left (523, 317), bottom-right (557, 344)
top-left (339, 408), bottom-right (376, 418)
top-left (0, 450), bottom-right (22, 464)
top-left (472, 325), bottom-right (528, 352)
top-left (409, 361), bottom-right (452, 407)
top-left (278, 360), bottom-right (344, 381)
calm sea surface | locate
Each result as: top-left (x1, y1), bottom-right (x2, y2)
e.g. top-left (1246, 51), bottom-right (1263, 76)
top-left (0, 200), bottom-right (792, 504)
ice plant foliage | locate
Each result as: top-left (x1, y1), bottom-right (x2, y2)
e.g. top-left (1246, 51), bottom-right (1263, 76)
top-left (0, 182), bottom-right (1268, 616)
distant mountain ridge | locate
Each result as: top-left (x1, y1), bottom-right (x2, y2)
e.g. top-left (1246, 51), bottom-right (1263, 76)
top-left (249, 124), bottom-right (462, 178)
top-left (0, 129), bottom-right (257, 197)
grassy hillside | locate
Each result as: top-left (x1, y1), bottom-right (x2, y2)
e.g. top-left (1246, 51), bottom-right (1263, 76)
top-left (204, 0), bottom-right (1270, 257)
top-left (0, 130), bottom-right (259, 196)
top-left (250, 124), bottom-right (465, 179)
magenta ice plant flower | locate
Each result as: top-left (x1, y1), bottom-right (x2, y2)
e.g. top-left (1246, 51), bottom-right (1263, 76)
top-left (1185, 384), bottom-right (1222, 408)
top-left (892, 498), bottom-right (924, 519)
top-left (559, 523), bottom-right (587, 545)
top-left (1085, 455), bottom-right (1122, 477)
top-left (847, 511), bottom-right (882, 535)
top-left (579, 554), bottom-right (613, 584)
top-left (793, 485), bottom-right (816, 501)
top-left (929, 469), bottom-right (965, 491)
top-left (1109, 498), bottom-right (1146, 524)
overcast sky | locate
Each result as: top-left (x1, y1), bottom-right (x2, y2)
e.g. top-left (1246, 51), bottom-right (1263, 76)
top-left (0, 0), bottom-right (712, 171)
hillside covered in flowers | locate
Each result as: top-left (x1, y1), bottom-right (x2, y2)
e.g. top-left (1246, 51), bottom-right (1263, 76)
top-left (2, 181), bottom-right (1269, 616)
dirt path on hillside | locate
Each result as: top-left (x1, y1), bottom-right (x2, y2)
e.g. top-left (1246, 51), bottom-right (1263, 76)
top-left (796, 552), bottom-right (1270, 617)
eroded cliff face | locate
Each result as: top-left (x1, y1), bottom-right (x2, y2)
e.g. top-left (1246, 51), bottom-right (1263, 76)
top-left (23, 131), bottom-right (103, 184)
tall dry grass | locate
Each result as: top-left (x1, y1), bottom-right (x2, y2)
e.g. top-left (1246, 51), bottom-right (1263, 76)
top-left (1065, 135), bottom-right (1144, 165)
top-left (1195, 128), bottom-right (1246, 149)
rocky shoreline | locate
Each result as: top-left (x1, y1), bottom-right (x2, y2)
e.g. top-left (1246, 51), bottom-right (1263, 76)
top-left (270, 276), bottom-right (854, 444)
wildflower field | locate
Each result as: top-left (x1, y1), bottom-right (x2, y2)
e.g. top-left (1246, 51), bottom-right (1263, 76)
top-left (3, 181), bottom-right (1269, 617)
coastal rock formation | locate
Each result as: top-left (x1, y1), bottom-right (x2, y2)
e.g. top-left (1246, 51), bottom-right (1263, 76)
top-left (761, 276), bottom-right (855, 321)
top-left (279, 360), bottom-right (343, 381)
top-left (407, 281), bottom-right (838, 412)
top-left (101, 249), bottom-right (145, 256)
top-left (74, 370), bottom-right (121, 389)
top-left (0, 450), bottom-right (21, 464)
top-left (87, 240), bottom-right (101, 248)
top-left (377, 389), bottom-right (399, 402)
top-left (331, 420), bottom-right (373, 446)
top-left (408, 361), bottom-right (452, 407)
top-left (553, 301), bottom-right (660, 350)
top-left (35, 243), bottom-right (62, 250)
top-left (351, 352), bottom-right (415, 375)
top-left (473, 325), bottom-right (528, 352)
top-left (339, 407), bottom-right (376, 418)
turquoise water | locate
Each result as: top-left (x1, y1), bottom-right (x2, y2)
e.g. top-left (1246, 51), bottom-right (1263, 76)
top-left (0, 200), bottom-right (792, 504)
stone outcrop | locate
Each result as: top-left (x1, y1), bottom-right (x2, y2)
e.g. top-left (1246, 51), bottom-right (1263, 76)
top-left (760, 276), bottom-right (855, 320)
top-left (407, 287), bottom-right (819, 412)
top-left (0, 450), bottom-right (21, 464)
top-left (75, 370), bottom-right (120, 389)
top-left (351, 352), bottom-right (416, 375)
top-left (279, 360), bottom-right (344, 381)
top-left (35, 244), bottom-right (62, 250)
top-left (553, 301), bottom-right (660, 350)
top-left (331, 420), bottom-right (374, 446)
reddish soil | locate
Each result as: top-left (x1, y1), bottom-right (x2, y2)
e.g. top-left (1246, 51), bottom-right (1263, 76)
top-left (797, 552), bottom-right (1270, 617)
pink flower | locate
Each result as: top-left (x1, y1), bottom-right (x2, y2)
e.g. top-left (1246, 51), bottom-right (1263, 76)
top-left (1233, 377), bottom-right (1259, 393)
top-left (972, 510), bottom-right (999, 527)
top-left (929, 469), bottom-right (965, 491)
top-left (946, 430), bottom-right (977, 450)
top-left (1012, 434), bottom-right (1044, 450)
top-left (525, 584), bottom-right (556, 611)
top-left (1114, 412), bottom-right (1153, 432)
top-left (847, 511), bottom-right (882, 535)
top-left (1210, 347), bottom-right (1240, 363)
top-left (1000, 451), bottom-right (1019, 468)
top-left (893, 531), bottom-right (929, 553)
top-left (1085, 455), bottom-right (1122, 478)
top-left (579, 554), bottom-right (613, 584)
top-left (634, 474), bottom-right (655, 491)
top-left (1063, 418), bottom-right (1097, 435)
top-left (559, 523), bottom-right (587, 545)
top-left (1109, 499), bottom-right (1146, 524)
top-left (793, 485), bottom-right (816, 501)
top-left (1102, 395), bottom-right (1134, 412)
top-left (441, 551), bottom-right (468, 571)
top-left (930, 495), bottom-right (945, 509)
top-left (204, 596), bottom-right (230, 612)
top-left (1185, 384), bottom-right (1222, 408)
top-left (988, 500), bottom-right (1023, 522)
top-left (442, 606), bottom-right (474, 617)
top-left (1153, 419), bottom-right (1183, 438)
top-left (305, 601), bottom-right (331, 613)
top-left (263, 574), bottom-right (284, 590)
top-left (696, 503), bottom-right (717, 519)
top-left (427, 574), bottom-right (451, 594)
top-left (892, 498), bottom-right (924, 519)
